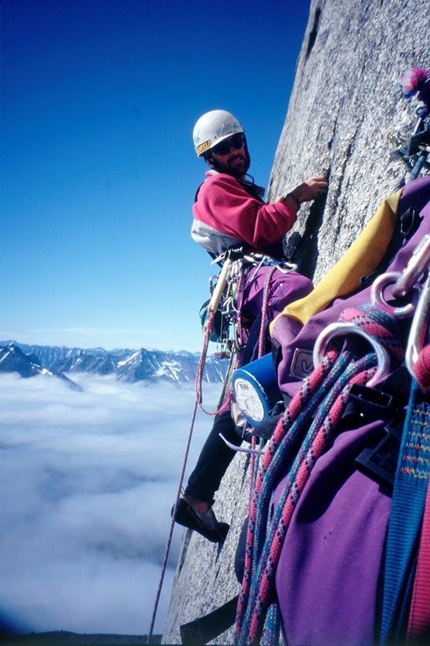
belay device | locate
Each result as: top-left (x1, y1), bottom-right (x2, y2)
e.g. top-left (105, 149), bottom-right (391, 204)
top-left (232, 353), bottom-right (280, 426)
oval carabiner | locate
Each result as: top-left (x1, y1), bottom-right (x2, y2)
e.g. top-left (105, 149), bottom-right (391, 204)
top-left (405, 271), bottom-right (430, 378)
top-left (391, 235), bottom-right (430, 298)
top-left (370, 271), bottom-right (420, 319)
top-left (313, 322), bottom-right (391, 388)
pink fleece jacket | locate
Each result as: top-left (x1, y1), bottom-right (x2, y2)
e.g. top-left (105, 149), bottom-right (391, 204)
top-left (191, 171), bottom-right (297, 258)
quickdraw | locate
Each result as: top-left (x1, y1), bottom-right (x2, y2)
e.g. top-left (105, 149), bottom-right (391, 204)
top-left (391, 66), bottom-right (430, 186)
top-left (197, 250), bottom-right (297, 416)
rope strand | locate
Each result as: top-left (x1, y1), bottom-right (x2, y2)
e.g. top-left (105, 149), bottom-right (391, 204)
top-left (147, 308), bottom-right (225, 642)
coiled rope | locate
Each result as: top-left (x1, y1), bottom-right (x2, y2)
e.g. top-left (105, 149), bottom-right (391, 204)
top-left (244, 265), bottom-right (280, 576)
top-left (235, 304), bottom-right (404, 645)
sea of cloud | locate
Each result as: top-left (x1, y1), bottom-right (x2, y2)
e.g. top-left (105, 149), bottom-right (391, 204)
top-left (0, 372), bottom-right (222, 637)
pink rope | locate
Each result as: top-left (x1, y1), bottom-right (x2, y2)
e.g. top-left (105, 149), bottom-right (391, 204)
top-left (258, 266), bottom-right (277, 357)
top-left (147, 308), bottom-right (227, 640)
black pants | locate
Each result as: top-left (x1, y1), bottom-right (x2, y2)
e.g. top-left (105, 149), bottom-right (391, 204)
top-left (185, 315), bottom-right (270, 506)
top-left (185, 411), bottom-right (242, 505)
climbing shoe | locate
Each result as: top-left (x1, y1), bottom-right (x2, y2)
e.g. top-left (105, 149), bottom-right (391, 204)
top-left (172, 495), bottom-right (229, 543)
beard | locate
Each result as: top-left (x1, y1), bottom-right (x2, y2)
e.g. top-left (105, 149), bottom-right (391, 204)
top-left (225, 150), bottom-right (251, 178)
top-left (209, 149), bottom-right (251, 179)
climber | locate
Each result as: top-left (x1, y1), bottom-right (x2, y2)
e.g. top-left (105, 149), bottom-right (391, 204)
top-left (173, 109), bottom-right (328, 542)
top-left (191, 109), bottom-right (327, 321)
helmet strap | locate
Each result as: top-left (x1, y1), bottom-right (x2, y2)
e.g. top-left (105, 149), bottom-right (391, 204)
top-left (204, 154), bottom-right (223, 173)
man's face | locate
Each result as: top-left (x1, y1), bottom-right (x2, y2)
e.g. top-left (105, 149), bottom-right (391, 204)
top-left (209, 133), bottom-right (250, 179)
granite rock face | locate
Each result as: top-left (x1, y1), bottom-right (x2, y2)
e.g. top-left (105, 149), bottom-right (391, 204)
top-left (270, 0), bottom-right (430, 283)
top-left (163, 1), bottom-right (430, 643)
top-left (163, 452), bottom-right (249, 645)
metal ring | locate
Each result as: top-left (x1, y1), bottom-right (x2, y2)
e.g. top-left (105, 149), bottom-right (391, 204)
top-left (405, 272), bottom-right (430, 377)
top-left (313, 322), bottom-right (391, 388)
top-left (370, 271), bottom-right (419, 319)
top-left (392, 234), bottom-right (430, 298)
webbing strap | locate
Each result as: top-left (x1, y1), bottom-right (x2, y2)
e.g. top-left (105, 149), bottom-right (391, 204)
top-left (380, 380), bottom-right (430, 644)
top-left (407, 481), bottom-right (430, 640)
top-left (179, 595), bottom-right (239, 645)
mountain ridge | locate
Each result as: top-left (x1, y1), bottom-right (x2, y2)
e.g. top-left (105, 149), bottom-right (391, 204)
top-left (0, 341), bottom-right (227, 386)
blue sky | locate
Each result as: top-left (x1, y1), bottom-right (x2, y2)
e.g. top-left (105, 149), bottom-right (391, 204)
top-left (1, 0), bottom-right (311, 352)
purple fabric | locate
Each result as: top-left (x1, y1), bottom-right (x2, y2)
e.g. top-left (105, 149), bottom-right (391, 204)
top-left (272, 176), bottom-right (430, 400)
top-left (270, 178), bottom-right (430, 645)
top-left (275, 421), bottom-right (392, 646)
top-left (240, 266), bottom-right (313, 321)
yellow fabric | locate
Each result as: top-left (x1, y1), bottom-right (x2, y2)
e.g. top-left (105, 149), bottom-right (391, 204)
top-left (270, 190), bottom-right (402, 329)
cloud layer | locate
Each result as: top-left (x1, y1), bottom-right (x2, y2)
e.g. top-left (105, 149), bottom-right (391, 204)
top-left (0, 373), bottom-right (222, 636)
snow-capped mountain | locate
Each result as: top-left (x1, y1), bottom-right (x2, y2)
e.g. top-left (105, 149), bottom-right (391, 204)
top-left (0, 342), bottom-right (228, 386)
top-left (0, 343), bottom-right (82, 389)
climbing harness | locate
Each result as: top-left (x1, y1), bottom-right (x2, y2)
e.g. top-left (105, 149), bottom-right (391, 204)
top-left (171, 252), bottom-right (299, 644)
top-left (196, 250), bottom-right (297, 419)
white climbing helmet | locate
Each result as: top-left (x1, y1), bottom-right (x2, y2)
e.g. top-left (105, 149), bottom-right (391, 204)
top-left (193, 109), bottom-right (245, 157)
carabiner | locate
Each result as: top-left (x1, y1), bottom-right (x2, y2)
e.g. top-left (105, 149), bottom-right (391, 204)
top-left (371, 271), bottom-right (420, 319)
top-left (391, 235), bottom-right (430, 298)
top-left (219, 433), bottom-right (265, 456)
top-left (405, 271), bottom-right (430, 378)
top-left (313, 322), bottom-right (391, 388)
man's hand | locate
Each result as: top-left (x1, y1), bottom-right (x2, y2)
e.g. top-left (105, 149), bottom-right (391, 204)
top-left (276, 175), bottom-right (328, 209)
top-left (292, 175), bottom-right (328, 202)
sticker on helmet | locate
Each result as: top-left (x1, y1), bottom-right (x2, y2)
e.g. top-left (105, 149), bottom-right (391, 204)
top-left (196, 140), bottom-right (211, 155)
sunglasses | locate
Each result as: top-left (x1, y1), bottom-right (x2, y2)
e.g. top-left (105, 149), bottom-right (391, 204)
top-left (211, 133), bottom-right (245, 156)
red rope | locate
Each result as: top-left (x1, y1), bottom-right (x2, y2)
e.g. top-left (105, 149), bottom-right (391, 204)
top-left (196, 308), bottom-right (233, 416)
top-left (147, 309), bottom-right (224, 641)
top-left (258, 266), bottom-right (277, 358)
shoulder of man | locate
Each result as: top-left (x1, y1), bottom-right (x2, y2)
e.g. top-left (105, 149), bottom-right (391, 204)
top-left (204, 171), bottom-right (265, 201)
top-left (200, 171), bottom-right (252, 193)
top-left (195, 171), bottom-right (240, 202)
